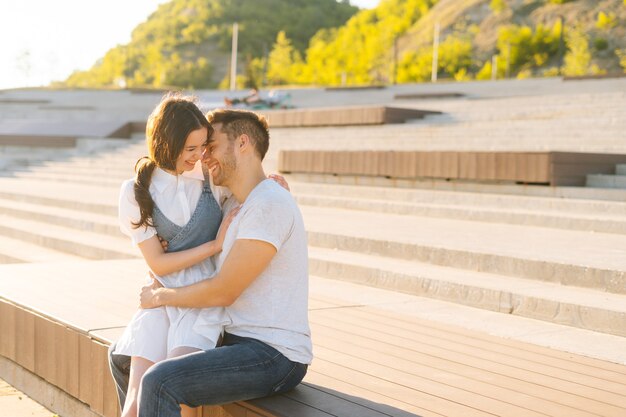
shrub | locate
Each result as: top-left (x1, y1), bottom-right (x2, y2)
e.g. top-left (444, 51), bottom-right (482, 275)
top-left (593, 38), bottom-right (609, 51)
top-left (596, 12), bottom-right (617, 30)
top-left (616, 49), bottom-right (626, 73)
top-left (496, 21), bottom-right (561, 76)
top-left (563, 27), bottom-right (591, 76)
top-left (490, 0), bottom-right (507, 14)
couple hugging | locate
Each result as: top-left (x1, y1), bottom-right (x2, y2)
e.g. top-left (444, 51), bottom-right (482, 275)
top-left (109, 93), bottom-right (312, 417)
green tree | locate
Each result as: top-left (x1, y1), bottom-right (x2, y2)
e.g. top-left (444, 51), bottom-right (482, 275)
top-left (63, 0), bottom-right (358, 89)
top-left (490, 0), bottom-right (507, 14)
top-left (596, 11), bottom-right (617, 30)
top-left (267, 31), bottom-right (303, 85)
top-left (301, 0), bottom-right (437, 86)
top-left (563, 27), bottom-right (591, 76)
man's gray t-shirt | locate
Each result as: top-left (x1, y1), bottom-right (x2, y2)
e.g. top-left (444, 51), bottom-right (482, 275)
top-left (210, 179), bottom-right (313, 364)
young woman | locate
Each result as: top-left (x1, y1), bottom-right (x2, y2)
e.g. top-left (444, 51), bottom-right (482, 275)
top-left (112, 94), bottom-right (239, 417)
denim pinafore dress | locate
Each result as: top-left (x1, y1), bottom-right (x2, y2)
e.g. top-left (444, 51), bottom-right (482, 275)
top-left (113, 167), bottom-right (229, 362)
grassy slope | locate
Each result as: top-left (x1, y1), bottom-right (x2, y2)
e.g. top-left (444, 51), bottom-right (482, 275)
top-left (399, 0), bottom-right (626, 74)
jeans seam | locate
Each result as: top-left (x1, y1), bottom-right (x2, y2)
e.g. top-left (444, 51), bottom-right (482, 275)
top-left (272, 362), bottom-right (299, 392)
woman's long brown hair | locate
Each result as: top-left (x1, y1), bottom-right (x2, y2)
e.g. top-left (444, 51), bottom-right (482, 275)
top-left (132, 93), bottom-right (212, 230)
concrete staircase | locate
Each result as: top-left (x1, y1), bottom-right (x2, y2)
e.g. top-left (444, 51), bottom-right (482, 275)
top-left (587, 164), bottom-right (626, 189)
top-left (0, 140), bottom-right (625, 341)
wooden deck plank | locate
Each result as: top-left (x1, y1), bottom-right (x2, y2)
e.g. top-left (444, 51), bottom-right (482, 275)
top-left (310, 310), bottom-right (626, 393)
top-left (285, 384), bottom-right (412, 417)
top-left (312, 345), bottom-right (566, 417)
top-left (247, 394), bottom-right (336, 417)
top-left (351, 306), bottom-right (626, 381)
top-left (311, 324), bottom-right (625, 417)
top-left (309, 312), bottom-right (626, 396)
top-left (311, 320), bottom-right (626, 408)
top-left (302, 372), bottom-right (443, 417)
top-left (356, 305), bottom-right (626, 376)
top-left (310, 359), bottom-right (494, 417)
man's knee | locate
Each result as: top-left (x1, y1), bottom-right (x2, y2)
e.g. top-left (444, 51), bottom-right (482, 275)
top-left (140, 361), bottom-right (170, 396)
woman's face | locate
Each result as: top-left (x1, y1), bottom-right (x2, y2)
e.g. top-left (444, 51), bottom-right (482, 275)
top-left (175, 127), bottom-right (208, 173)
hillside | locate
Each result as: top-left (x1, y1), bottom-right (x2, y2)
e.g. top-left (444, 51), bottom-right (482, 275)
top-left (62, 0), bottom-right (626, 89)
top-left (62, 0), bottom-right (357, 89)
top-left (395, 0), bottom-right (626, 81)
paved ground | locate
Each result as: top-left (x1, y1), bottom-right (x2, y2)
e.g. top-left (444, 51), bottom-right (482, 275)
top-left (0, 379), bottom-right (55, 417)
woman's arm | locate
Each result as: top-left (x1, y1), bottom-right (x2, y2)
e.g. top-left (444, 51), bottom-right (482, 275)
top-left (138, 206), bottom-right (239, 276)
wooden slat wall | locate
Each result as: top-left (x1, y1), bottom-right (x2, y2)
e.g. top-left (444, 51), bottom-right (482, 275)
top-left (262, 106), bottom-right (437, 127)
top-left (0, 298), bottom-right (311, 417)
top-left (0, 300), bottom-right (121, 417)
top-left (279, 150), bottom-right (626, 186)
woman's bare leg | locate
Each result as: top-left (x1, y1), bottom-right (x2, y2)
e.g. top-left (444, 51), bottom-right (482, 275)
top-left (121, 356), bottom-right (154, 417)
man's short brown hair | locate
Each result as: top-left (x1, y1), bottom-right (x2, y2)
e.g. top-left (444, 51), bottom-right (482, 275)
top-left (207, 109), bottom-right (270, 160)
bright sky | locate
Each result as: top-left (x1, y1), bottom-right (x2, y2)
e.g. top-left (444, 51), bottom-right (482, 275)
top-left (0, 0), bottom-right (380, 90)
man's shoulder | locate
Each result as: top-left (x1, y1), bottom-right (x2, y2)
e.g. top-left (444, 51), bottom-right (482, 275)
top-left (242, 181), bottom-right (300, 223)
top-left (250, 180), bottom-right (294, 207)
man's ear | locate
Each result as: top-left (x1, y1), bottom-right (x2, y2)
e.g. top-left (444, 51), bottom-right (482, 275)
top-left (238, 134), bottom-right (250, 151)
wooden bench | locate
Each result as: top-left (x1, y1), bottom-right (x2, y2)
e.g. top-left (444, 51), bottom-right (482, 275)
top-left (261, 106), bottom-right (440, 127)
top-left (278, 150), bottom-right (626, 186)
top-left (1, 259), bottom-right (626, 416)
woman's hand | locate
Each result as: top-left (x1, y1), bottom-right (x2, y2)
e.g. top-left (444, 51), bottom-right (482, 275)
top-left (214, 206), bottom-right (241, 252)
top-left (268, 174), bottom-right (290, 191)
top-left (158, 235), bottom-right (169, 251)
top-left (140, 275), bottom-right (164, 309)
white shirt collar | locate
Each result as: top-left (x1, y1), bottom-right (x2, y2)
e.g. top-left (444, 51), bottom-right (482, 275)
top-left (152, 162), bottom-right (204, 194)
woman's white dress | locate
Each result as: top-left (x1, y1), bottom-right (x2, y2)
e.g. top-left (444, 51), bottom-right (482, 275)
top-left (113, 162), bottom-right (230, 362)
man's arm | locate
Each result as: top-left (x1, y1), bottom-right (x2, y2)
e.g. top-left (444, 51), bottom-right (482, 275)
top-left (141, 238), bottom-right (277, 308)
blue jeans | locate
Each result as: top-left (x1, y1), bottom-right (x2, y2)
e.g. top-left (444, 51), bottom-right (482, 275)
top-left (108, 333), bottom-right (308, 417)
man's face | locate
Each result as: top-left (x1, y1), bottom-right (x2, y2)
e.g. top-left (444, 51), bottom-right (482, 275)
top-left (205, 123), bottom-right (237, 186)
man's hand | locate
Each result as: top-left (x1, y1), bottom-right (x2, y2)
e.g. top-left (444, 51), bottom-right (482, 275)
top-left (140, 275), bottom-right (164, 309)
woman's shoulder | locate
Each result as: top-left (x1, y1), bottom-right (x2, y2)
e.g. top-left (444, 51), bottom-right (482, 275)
top-left (119, 177), bottom-right (138, 204)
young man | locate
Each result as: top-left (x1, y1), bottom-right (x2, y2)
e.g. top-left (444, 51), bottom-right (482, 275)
top-left (107, 109), bottom-right (312, 417)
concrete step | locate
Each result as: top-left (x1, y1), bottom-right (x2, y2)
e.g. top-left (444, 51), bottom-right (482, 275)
top-left (294, 193), bottom-right (626, 234)
top-left (0, 235), bottom-right (83, 264)
top-left (617, 164), bottom-right (626, 176)
top-left (0, 198), bottom-right (120, 236)
top-left (288, 173), bottom-right (626, 203)
top-left (290, 182), bottom-right (626, 215)
top-left (0, 178), bottom-right (118, 215)
top-left (20, 163), bottom-right (133, 177)
top-left (3, 171), bottom-right (126, 188)
top-left (12, 171), bottom-right (626, 235)
top-left (307, 230), bottom-right (626, 295)
top-left (302, 206), bottom-right (626, 294)
top-left (0, 214), bottom-right (137, 260)
top-left (586, 174), bottom-right (626, 189)
top-left (308, 246), bottom-right (626, 337)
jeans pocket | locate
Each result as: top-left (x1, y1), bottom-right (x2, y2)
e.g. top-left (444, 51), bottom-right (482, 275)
top-left (272, 362), bottom-right (308, 394)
